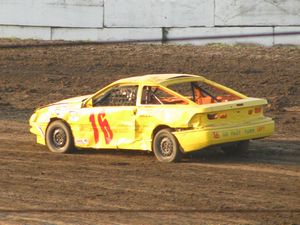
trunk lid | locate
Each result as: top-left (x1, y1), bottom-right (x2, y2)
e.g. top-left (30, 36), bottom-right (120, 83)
top-left (190, 98), bottom-right (268, 128)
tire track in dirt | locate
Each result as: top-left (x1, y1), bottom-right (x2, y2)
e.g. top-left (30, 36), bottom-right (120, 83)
top-left (188, 163), bottom-right (300, 177)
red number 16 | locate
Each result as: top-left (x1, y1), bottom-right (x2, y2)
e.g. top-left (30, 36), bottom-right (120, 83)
top-left (89, 113), bottom-right (113, 144)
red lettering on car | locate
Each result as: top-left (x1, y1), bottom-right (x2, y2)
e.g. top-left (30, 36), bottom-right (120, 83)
top-left (89, 113), bottom-right (113, 144)
top-left (98, 113), bottom-right (113, 144)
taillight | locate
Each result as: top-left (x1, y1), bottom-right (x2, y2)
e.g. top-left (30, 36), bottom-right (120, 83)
top-left (255, 107), bottom-right (262, 114)
top-left (208, 113), bottom-right (218, 120)
top-left (219, 113), bottom-right (227, 119)
top-left (207, 113), bottom-right (227, 120)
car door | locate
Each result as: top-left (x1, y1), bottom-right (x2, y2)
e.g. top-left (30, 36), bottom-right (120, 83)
top-left (74, 85), bottom-right (137, 149)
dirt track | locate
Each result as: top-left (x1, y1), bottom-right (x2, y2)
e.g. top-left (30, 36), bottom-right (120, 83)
top-left (0, 41), bottom-right (299, 224)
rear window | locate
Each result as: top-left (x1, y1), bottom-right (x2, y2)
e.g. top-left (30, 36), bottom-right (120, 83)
top-left (168, 81), bottom-right (241, 105)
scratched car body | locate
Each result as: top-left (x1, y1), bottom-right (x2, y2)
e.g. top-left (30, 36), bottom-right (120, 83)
top-left (29, 74), bottom-right (274, 162)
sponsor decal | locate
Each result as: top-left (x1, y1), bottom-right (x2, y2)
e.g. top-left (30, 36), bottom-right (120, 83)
top-left (222, 131), bottom-right (229, 137)
top-left (245, 128), bottom-right (255, 134)
top-left (55, 108), bottom-right (61, 116)
top-left (76, 139), bottom-right (89, 145)
top-left (212, 131), bottom-right (220, 139)
top-left (89, 113), bottom-right (113, 144)
top-left (230, 129), bottom-right (241, 136)
top-left (69, 111), bottom-right (79, 122)
top-left (256, 125), bottom-right (265, 132)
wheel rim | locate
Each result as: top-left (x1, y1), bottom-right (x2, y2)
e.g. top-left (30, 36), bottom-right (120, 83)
top-left (52, 128), bottom-right (66, 148)
top-left (159, 137), bottom-right (173, 157)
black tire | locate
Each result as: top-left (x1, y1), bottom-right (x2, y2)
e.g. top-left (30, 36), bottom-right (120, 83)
top-left (46, 120), bottom-right (75, 153)
top-left (153, 129), bottom-right (182, 163)
top-left (221, 140), bottom-right (249, 155)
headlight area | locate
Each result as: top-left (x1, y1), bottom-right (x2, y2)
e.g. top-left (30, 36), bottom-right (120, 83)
top-left (29, 112), bottom-right (38, 124)
top-left (29, 109), bottom-right (51, 124)
top-left (29, 111), bottom-right (47, 141)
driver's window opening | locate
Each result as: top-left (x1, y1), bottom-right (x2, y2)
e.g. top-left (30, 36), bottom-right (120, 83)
top-left (167, 81), bottom-right (241, 105)
top-left (93, 85), bottom-right (138, 107)
top-left (141, 86), bottom-right (188, 105)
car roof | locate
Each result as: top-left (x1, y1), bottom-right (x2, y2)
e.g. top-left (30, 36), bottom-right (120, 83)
top-left (113, 74), bottom-right (205, 86)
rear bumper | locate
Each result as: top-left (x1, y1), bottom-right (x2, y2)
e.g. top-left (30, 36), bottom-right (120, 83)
top-left (173, 117), bottom-right (274, 152)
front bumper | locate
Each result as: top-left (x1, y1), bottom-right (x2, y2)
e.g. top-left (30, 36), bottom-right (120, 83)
top-left (173, 117), bottom-right (274, 152)
top-left (29, 114), bottom-right (47, 145)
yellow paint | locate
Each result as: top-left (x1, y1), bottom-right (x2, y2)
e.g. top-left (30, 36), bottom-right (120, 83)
top-left (173, 117), bottom-right (274, 152)
top-left (29, 74), bottom-right (275, 153)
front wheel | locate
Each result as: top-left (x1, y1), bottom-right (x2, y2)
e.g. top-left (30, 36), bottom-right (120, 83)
top-left (221, 140), bottom-right (249, 155)
top-left (46, 120), bottom-right (75, 153)
top-left (153, 129), bottom-right (182, 163)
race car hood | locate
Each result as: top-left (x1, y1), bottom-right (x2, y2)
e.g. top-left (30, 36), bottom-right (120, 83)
top-left (30, 94), bottom-right (93, 124)
top-left (38, 94), bottom-right (92, 110)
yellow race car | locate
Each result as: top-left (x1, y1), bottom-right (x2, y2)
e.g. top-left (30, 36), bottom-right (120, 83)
top-left (29, 74), bottom-right (274, 162)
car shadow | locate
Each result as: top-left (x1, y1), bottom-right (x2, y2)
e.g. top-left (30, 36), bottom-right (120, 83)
top-left (182, 139), bottom-right (300, 165)
top-left (71, 139), bottom-right (300, 165)
top-left (73, 147), bottom-right (154, 159)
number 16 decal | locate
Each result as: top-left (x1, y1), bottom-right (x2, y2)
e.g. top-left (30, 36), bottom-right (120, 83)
top-left (89, 113), bottom-right (113, 144)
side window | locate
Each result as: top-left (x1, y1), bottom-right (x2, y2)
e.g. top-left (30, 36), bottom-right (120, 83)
top-left (168, 82), bottom-right (193, 98)
top-left (141, 86), bottom-right (188, 105)
top-left (93, 85), bottom-right (138, 107)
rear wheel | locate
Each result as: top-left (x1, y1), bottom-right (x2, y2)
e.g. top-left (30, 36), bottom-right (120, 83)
top-left (46, 120), bottom-right (75, 153)
top-left (153, 129), bottom-right (182, 162)
top-left (221, 140), bottom-right (249, 155)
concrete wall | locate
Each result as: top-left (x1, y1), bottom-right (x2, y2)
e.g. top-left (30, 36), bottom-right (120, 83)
top-left (0, 0), bottom-right (299, 45)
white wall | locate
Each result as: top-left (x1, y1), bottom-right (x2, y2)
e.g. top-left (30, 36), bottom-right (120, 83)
top-left (0, 0), bottom-right (104, 28)
top-left (167, 27), bottom-right (274, 46)
top-left (0, 0), bottom-right (299, 45)
top-left (215, 0), bottom-right (300, 26)
top-left (104, 0), bottom-right (214, 27)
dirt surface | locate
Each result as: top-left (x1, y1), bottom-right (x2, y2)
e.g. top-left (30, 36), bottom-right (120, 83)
top-left (0, 40), bottom-right (299, 224)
